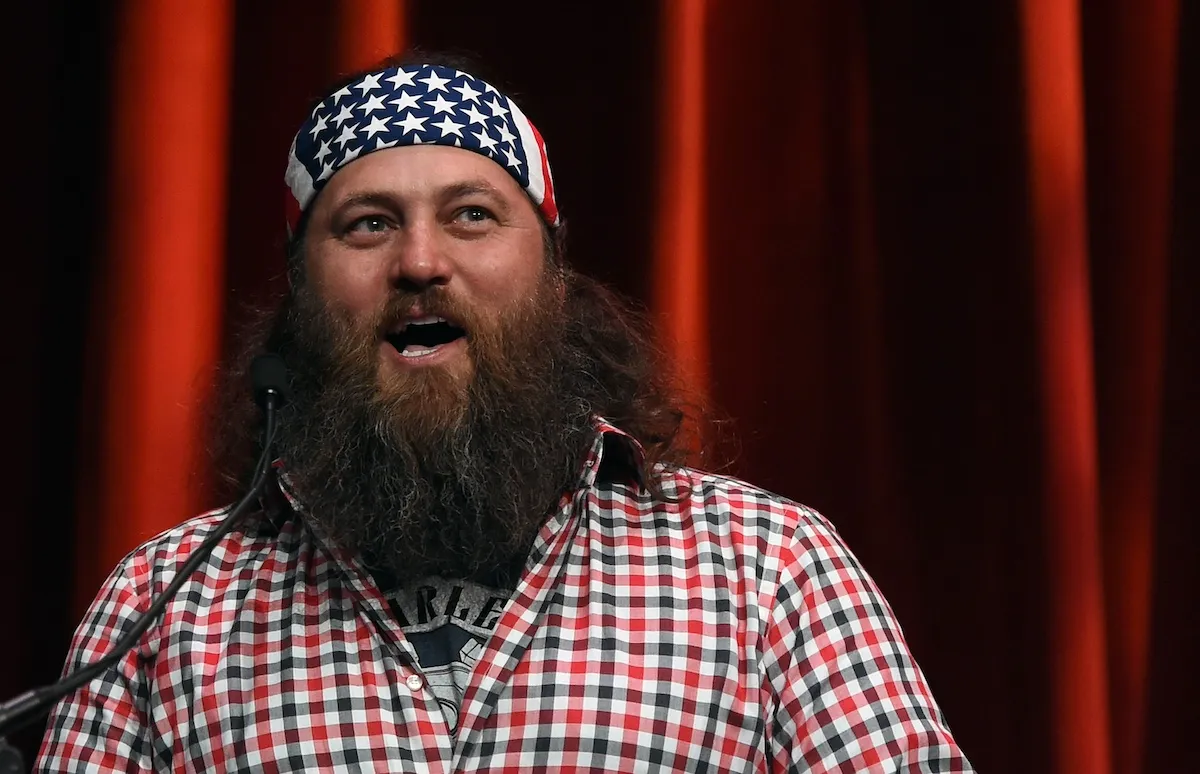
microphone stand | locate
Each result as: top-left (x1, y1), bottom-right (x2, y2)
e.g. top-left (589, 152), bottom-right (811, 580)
top-left (0, 359), bottom-right (288, 773)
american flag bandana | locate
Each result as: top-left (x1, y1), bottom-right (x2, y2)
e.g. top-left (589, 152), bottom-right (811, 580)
top-left (285, 63), bottom-right (560, 233)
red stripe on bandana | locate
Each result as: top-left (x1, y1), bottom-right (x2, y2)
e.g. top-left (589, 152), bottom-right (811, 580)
top-left (529, 121), bottom-right (559, 225)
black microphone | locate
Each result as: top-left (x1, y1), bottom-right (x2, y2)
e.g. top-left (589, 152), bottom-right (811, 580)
top-left (252, 353), bottom-right (292, 411)
top-left (0, 354), bottom-right (291, 771)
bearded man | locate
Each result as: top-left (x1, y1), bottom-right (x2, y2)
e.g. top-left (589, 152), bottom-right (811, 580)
top-left (39, 54), bottom-right (974, 772)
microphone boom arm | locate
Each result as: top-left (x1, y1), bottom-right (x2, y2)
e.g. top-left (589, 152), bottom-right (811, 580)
top-left (0, 359), bottom-right (289, 771)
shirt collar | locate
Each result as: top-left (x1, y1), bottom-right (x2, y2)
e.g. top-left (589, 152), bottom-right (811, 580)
top-left (588, 416), bottom-right (646, 489)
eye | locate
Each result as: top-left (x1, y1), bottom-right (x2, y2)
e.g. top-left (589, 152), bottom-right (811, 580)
top-left (454, 205), bottom-right (495, 224)
top-left (346, 214), bottom-right (391, 234)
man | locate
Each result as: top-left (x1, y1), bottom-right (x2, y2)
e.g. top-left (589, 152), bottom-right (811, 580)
top-left (39, 53), bottom-right (973, 772)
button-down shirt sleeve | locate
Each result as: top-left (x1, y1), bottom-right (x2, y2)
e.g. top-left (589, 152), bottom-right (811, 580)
top-left (37, 546), bottom-right (155, 772)
top-left (764, 508), bottom-right (969, 772)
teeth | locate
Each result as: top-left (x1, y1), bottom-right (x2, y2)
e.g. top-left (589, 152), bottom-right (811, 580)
top-left (400, 345), bottom-right (440, 358)
top-left (392, 315), bottom-right (446, 333)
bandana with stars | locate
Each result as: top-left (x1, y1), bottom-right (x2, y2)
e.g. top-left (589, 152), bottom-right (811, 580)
top-left (285, 63), bottom-right (560, 233)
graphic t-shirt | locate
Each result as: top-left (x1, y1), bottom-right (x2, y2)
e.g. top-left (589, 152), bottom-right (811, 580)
top-left (377, 576), bottom-right (513, 734)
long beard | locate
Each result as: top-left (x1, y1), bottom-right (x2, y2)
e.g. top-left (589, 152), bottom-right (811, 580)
top-left (271, 271), bottom-right (594, 587)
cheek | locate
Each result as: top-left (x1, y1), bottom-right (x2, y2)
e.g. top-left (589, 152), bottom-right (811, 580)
top-left (308, 253), bottom-right (388, 317)
top-left (463, 237), bottom-right (547, 304)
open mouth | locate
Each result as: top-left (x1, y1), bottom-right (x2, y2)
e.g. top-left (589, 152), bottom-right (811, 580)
top-left (384, 315), bottom-right (467, 359)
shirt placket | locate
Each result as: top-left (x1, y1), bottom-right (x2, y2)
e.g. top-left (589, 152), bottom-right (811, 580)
top-left (317, 528), bottom-right (459, 772)
top-left (449, 497), bottom-right (587, 770)
top-left (450, 434), bottom-right (610, 771)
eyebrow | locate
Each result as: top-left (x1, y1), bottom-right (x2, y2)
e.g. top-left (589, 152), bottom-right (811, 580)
top-left (335, 191), bottom-right (398, 211)
top-left (438, 179), bottom-right (509, 208)
top-left (441, 180), bottom-right (506, 199)
top-left (334, 180), bottom-right (509, 212)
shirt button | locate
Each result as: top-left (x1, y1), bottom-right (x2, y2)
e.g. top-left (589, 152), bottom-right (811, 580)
top-left (405, 674), bottom-right (424, 692)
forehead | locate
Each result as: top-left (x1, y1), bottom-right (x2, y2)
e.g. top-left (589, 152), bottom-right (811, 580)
top-left (316, 145), bottom-right (530, 207)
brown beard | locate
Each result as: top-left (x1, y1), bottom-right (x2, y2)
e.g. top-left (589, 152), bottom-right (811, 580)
top-left (268, 266), bottom-right (594, 587)
top-left (207, 269), bottom-right (702, 587)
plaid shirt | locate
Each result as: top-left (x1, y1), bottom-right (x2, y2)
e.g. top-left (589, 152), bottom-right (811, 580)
top-left (39, 421), bottom-right (973, 772)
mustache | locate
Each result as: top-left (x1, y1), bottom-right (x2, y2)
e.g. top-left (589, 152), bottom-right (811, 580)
top-left (369, 287), bottom-right (481, 337)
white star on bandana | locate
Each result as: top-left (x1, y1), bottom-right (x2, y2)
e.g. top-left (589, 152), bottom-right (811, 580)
top-left (389, 91), bottom-right (421, 112)
top-left (426, 93), bottom-right (457, 115)
top-left (395, 112), bottom-right (428, 135)
top-left (385, 69), bottom-right (417, 89)
top-left (362, 115), bottom-right (390, 139)
top-left (333, 123), bottom-right (358, 148)
top-left (308, 114), bottom-right (328, 140)
top-left (432, 115), bottom-right (466, 138)
top-left (358, 94), bottom-right (387, 116)
top-left (473, 128), bottom-right (499, 153)
top-left (419, 70), bottom-right (451, 93)
top-left (453, 82), bottom-right (484, 104)
top-left (354, 73), bottom-right (382, 94)
top-left (462, 104), bottom-right (489, 127)
top-left (486, 97), bottom-right (509, 118)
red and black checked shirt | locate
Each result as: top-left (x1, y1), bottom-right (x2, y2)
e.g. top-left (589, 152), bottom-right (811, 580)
top-left (39, 421), bottom-right (973, 772)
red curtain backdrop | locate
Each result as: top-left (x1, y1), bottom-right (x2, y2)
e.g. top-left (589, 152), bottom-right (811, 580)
top-left (73, 0), bottom-right (234, 615)
top-left (655, 0), bottom-right (711, 398)
top-left (8, 2), bottom-right (1196, 771)
top-left (1022, 1), bottom-right (1111, 770)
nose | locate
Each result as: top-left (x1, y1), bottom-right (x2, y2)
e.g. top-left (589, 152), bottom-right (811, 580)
top-left (388, 219), bottom-right (453, 291)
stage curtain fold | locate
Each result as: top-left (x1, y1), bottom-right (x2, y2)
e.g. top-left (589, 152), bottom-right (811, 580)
top-left (1019, 1), bottom-right (1112, 771)
top-left (654, 0), bottom-right (711, 408)
top-left (76, 0), bottom-right (235, 603)
top-left (335, 0), bottom-right (407, 73)
top-left (1082, 4), bottom-right (1179, 773)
